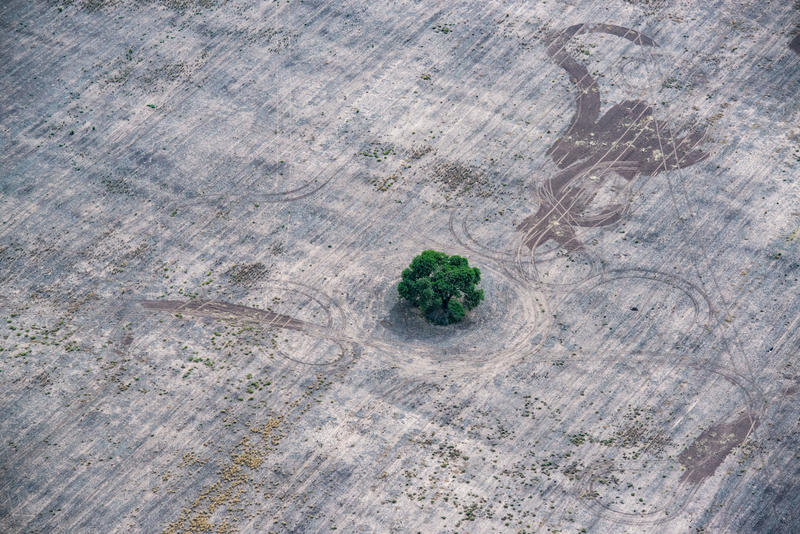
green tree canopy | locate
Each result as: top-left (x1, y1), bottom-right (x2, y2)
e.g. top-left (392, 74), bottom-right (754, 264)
top-left (397, 250), bottom-right (485, 325)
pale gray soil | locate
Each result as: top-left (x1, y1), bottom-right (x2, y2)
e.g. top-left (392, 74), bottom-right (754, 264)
top-left (1, 1), bottom-right (799, 532)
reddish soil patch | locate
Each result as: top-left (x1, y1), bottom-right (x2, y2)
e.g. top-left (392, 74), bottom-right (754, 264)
top-left (790, 34), bottom-right (800, 55)
top-left (518, 24), bottom-right (707, 252)
top-left (678, 413), bottom-right (757, 484)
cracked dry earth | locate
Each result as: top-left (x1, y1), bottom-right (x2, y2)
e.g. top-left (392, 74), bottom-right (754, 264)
top-left (1, 1), bottom-right (799, 533)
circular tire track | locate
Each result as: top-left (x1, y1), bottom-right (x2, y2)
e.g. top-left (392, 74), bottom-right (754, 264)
top-left (567, 353), bottom-right (762, 526)
top-left (262, 279), bottom-right (351, 367)
top-left (363, 258), bottom-right (551, 378)
top-left (256, 174), bottom-right (339, 203)
top-left (549, 267), bottom-right (714, 356)
top-left (519, 241), bottom-right (603, 287)
top-left (247, 278), bottom-right (353, 367)
top-left (617, 52), bottom-right (670, 96)
top-left (448, 205), bottom-right (604, 288)
top-left (131, 279), bottom-right (355, 367)
top-left (448, 203), bottom-right (532, 265)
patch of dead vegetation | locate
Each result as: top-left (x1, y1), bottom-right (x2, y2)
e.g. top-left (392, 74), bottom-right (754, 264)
top-left (611, 405), bottom-right (673, 457)
top-left (370, 173), bottom-right (399, 192)
top-left (430, 160), bottom-right (490, 196)
top-left (224, 263), bottom-right (269, 287)
top-left (60, 0), bottom-right (219, 12)
top-left (163, 417), bottom-right (282, 534)
top-left (408, 145), bottom-right (433, 160)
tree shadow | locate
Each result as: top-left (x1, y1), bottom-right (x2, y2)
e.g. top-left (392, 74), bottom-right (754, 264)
top-left (380, 297), bottom-right (477, 344)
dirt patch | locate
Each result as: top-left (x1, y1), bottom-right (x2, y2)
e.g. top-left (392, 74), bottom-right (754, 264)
top-left (791, 34), bottom-right (800, 55)
top-left (678, 413), bottom-right (757, 484)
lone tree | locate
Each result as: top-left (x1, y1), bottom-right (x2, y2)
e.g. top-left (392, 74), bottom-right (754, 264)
top-left (398, 250), bottom-right (484, 325)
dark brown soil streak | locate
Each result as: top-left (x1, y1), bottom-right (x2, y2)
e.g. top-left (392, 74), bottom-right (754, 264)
top-left (790, 34), bottom-right (800, 55)
top-left (518, 24), bottom-right (708, 251)
top-left (677, 412), bottom-right (757, 484)
top-left (140, 299), bottom-right (310, 331)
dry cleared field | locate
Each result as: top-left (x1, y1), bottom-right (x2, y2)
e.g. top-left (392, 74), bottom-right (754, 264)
top-left (1, 1), bottom-right (799, 532)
